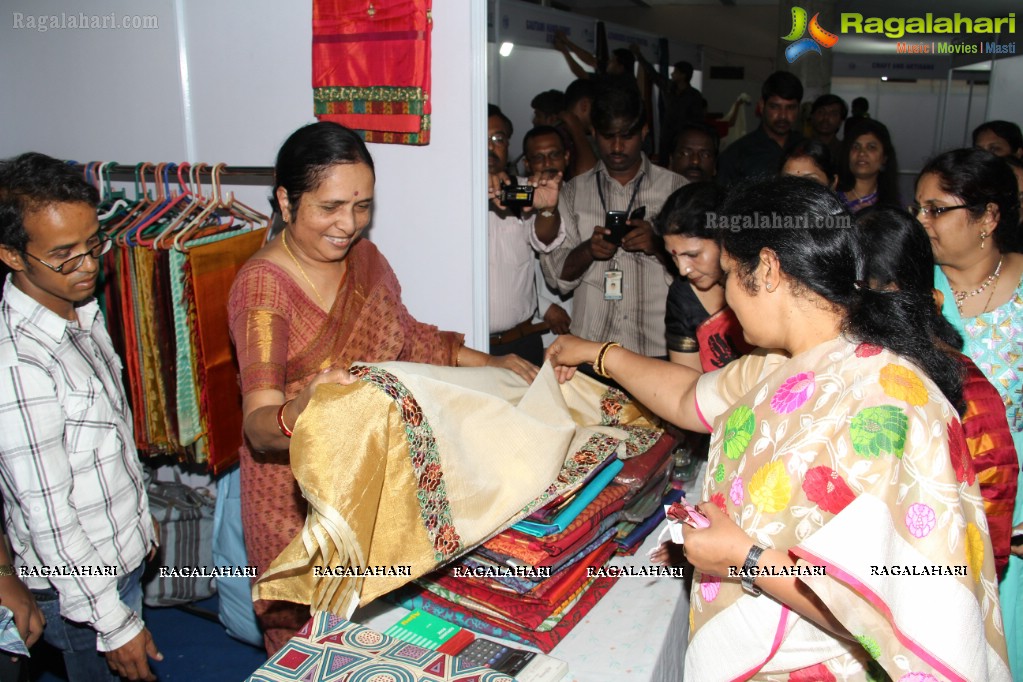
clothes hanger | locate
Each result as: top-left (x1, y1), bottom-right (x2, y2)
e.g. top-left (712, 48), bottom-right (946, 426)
top-left (110, 163), bottom-right (156, 246)
top-left (152, 163), bottom-right (204, 250)
top-left (122, 162), bottom-right (171, 247)
top-left (97, 162), bottom-right (131, 225)
top-left (133, 163), bottom-right (195, 248)
top-left (173, 163), bottom-right (227, 252)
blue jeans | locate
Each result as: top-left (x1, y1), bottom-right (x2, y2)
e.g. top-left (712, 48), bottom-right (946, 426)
top-left (31, 563), bottom-right (144, 682)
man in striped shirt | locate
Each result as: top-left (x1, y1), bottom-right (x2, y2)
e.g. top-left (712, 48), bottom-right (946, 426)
top-left (0, 153), bottom-right (160, 681)
top-left (540, 83), bottom-right (686, 360)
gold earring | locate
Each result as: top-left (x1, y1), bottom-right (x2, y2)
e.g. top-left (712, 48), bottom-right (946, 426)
top-left (980, 231), bottom-right (989, 249)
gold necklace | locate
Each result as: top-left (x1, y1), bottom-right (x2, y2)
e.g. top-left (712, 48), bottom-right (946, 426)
top-left (280, 230), bottom-right (328, 308)
top-left (952, 256), bottom-right (1003, 314)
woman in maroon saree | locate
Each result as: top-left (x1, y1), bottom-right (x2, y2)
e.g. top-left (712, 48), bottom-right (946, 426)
top-left (227, 122), bottom-right (536, 655)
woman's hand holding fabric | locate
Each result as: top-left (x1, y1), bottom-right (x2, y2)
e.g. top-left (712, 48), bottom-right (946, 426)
top-left (544, 334), bottom-right (601, 383)
top-left (291, 368), bottom-right (358, 420)
top-left (486, 353), bottom-right (539, 384)
top-left (679, 502), bottom-right (754, 578)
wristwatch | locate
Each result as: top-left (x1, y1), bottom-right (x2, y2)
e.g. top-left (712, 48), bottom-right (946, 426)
top-left (741, 544), bottom-right (764, 596)
top-left (539, 207), bottom-right (556, 218)
top-left (0, 564), bottom-right (15, 577)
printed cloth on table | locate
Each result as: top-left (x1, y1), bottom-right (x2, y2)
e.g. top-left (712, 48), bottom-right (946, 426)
top-left (313, 0), bottom-right (432, 145)
top-left (246, 610), bottom-right (512, 681)
top-left (255, 362), bottom-right (662, 617)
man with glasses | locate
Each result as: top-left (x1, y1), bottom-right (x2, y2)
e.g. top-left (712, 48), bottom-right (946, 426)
top-left (0, 153), bottom-right (160, 681)
top-left (487, 105), bottom-right (566, 365)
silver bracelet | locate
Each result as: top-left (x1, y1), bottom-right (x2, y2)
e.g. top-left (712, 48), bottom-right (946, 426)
top-left (741, 544), bottom-right (765, 596)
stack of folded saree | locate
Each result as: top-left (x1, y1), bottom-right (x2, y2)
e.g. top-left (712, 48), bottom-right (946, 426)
top-left (257, 362), bottom-right (665, 651)
top-left (610, 434), bottom-right (681, 555)
top-left (395, 437), bottom-right (678, 652)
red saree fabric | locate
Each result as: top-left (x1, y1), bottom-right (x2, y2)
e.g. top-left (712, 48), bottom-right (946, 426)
top-left (961, 354), bottom-right (1020, 578)
top-left (313, 0), bottom-right (432, 145)
top-left (227, 237), bottom-right (463, 654)
top-left (395, 574), bottom-right (619, 653)
top-left (695, 306), bottom-right (752, 372)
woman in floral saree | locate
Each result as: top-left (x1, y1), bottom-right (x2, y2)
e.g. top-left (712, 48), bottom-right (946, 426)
top-left (546, 177), bottom-right (1011, 680)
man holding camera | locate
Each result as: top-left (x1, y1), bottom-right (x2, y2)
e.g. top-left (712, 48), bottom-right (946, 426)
top-left (486, 105), bottom-right (565, 365)
top-left (539, 85), bottom-right (685, 363)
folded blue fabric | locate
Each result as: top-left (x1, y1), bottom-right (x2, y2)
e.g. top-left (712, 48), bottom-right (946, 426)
top-left (0, 606), bottom-right (29, 656)
top-left (513, 459), bottom-right (624, 537)
top-left (618, 488), bottom-right (684, 551)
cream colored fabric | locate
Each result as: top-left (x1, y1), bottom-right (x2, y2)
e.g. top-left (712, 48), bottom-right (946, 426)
top-left (255, 362), bottom-right (661, 617)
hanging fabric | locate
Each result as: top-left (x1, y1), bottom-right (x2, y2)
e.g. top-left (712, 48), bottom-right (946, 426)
top-left (312, 0), bottom-right (433, 145)
top-left (83, 161), bottom-right (268, 472)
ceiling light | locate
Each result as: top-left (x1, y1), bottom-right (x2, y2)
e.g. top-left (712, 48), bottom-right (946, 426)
top-left (499, 42), bottom-right (514, 57)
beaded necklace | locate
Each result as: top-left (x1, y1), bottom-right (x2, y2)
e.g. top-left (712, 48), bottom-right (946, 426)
top-left (952, 256), bottom-right (1003, 314)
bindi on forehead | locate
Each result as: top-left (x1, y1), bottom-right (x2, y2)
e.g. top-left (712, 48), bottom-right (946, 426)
top-left (354, 191), bottom-right (359, 197)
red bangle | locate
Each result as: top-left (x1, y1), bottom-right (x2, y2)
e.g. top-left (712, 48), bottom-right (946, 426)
top-left (276, 400), bottom-right (294, 438)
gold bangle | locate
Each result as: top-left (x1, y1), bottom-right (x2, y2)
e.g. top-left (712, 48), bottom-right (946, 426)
top-left (592, 341), bottom-right (621, 378)
top-left (0, 564), bottom-right (14, 577)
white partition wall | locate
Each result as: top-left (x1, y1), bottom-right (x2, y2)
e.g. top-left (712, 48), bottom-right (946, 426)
top-left (1, 0), bottom-right (487, 346)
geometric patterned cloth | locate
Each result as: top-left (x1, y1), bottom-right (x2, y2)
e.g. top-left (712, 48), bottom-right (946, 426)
top-left (247, 611), bottom-right (514, 681)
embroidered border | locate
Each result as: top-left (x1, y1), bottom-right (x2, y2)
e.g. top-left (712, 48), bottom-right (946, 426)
top-left (351, 366), bottom-right (462, 560)
top-left (314, 86), bottom-right (429, 104)
top-left (599, 387), bottom-right (631, 426)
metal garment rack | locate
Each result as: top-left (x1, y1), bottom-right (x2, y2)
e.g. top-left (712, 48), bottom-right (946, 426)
top-left (72, 162), bottom-right (275, 187)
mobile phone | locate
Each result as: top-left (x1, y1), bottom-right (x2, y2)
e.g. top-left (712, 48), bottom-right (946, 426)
top-left (605, 210), bottom-right (629, 245)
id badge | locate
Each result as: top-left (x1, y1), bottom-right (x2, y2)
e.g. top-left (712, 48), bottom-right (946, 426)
top-left (604, 269), bottom-right (623, 300)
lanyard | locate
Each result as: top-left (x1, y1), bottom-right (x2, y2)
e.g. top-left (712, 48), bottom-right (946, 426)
top-left (596, 171), bottom-right (644, 216)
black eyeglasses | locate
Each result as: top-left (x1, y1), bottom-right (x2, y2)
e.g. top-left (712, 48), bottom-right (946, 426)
top-left (907, 204), bottom-right (974, 220)
top-left (22, 238), bottom-right (113, 274)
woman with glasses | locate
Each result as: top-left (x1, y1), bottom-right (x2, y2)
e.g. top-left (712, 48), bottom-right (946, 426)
top-left (914, 147), bottom-right (1023, 679)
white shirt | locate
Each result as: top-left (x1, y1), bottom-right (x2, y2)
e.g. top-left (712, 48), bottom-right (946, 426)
top-left (540, 156), bottom-right (685, 356)
top-left (0, 277), bottom-right (154, 652)
top-left (488, 191), bottom-right (565, 333)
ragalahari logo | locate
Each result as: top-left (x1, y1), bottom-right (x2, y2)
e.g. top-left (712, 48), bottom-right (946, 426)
top-left (782, 7), bottom-right (839, 63)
